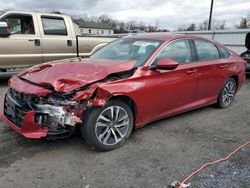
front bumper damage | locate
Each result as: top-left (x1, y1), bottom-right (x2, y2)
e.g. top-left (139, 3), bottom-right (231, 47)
top-left (0, 92), bottom-right (82, 139)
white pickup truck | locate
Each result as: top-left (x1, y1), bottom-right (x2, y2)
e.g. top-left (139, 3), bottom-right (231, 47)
top-left (0, 11), bottom-right (117, 72)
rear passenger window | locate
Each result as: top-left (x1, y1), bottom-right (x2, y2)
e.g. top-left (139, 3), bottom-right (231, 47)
top-left (41, 16), bottom-right (67, 36)
top-left (218, 46), bottom-right (230, 59)
top-left (194, 40), bottom-right (220, 61)
top-left (155, 40), bottom-right (192, 64)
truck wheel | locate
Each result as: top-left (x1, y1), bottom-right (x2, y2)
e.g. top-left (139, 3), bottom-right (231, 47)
top-left (217, 78), bottom-right (237, 108)
top-left (81, 100), bottom-right (134, 151)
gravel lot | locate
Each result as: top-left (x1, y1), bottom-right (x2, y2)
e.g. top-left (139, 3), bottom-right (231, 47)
top-left (0, 75), bottom-right (249, 188)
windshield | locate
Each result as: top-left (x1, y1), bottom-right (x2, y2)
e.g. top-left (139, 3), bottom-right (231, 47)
top-left (90, 38), bottom-right (162, 67)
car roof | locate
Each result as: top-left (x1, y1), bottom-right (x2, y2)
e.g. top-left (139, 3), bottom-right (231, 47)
top-left (125, 33), bottom-right (211, 43)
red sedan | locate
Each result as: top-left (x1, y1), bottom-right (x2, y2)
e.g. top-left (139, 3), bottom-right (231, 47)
top-left (0, 34), bottom-right (246, 150)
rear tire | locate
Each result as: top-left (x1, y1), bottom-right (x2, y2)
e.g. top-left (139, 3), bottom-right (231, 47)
top-left (217, 78), bottom-right (237, 108)
top-left (81, 100), bottom-right (134, 151)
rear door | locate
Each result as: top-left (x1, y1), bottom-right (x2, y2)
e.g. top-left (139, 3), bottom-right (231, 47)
top-left (191, 39), bottom-right (229, 101)
top-left (38, 14), bottom-right (75, 62)
top-left (0, 13), bottom-right (42, 68)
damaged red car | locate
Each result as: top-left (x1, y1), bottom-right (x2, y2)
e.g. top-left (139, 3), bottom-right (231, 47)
top-left (0, 34), bottom-right (246, 151)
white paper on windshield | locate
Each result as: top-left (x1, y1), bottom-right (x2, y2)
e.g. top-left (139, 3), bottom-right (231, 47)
top-left (133, 41), bottom-right (152, 47)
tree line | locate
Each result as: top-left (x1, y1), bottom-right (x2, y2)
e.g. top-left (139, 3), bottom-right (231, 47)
top-left (1, 9), bottom-right (250, 32)
top-left (71, 12), bottom-right (250, 32)
top-left (177, 14), bottom-right (250, 31)
top-left (71, 13), bottom-right (168, 33)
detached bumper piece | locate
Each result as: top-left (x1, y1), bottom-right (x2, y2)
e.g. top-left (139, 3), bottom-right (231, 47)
top-left (1, 89), bottom-right (81, 139)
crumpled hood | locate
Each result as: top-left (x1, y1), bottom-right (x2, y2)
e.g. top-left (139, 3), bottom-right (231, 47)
top-left (18, 58), bottom-right (136, 93)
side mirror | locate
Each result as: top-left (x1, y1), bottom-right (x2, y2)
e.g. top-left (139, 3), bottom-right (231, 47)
top-left (0, 22), bottom-right (10, 37)
top-left (153, 58), bottom-right (179, 70)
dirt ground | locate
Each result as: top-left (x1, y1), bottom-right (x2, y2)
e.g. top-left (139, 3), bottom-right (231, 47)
top-left (0, 75), bottom-right (249, 188)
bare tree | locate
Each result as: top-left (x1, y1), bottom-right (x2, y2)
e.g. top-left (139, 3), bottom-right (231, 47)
top-left (214, 20), bottom-right (226, 30)
top-left (98, 15), bottom-right (112, 24)
top-left (236, 17), bottom-right (249, 29)
top-left (198, 21), bottom-right (208, 30)
top-left (186, 23), bottom-right (196, 31)
top-left (147, 25), bottom-right (158, 32)
top-left (115, 22), bottom-right (128, 33)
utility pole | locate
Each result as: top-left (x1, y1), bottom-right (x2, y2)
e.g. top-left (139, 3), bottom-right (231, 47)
top-left (208, 0), bottom-right (214, 30)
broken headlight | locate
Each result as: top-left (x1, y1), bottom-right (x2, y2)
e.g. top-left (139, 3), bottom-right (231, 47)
top-left (39, 94), bottom-right (80, 106)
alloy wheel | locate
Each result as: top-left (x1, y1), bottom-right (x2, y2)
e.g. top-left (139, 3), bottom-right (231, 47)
top-left (222, 80), bottom-right (236, 106)
top-left (95, 106), bottom-right (130, 146)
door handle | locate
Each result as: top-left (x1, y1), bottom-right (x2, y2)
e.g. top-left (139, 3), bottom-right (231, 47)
top-left (186, 69), bottom-right (198, 74)
top-left (67, 40), bottom-right (72, 46)
top-left (28, 39), bottom-right (40, 46)
top-left (34, 39), bottom-right (40, 46)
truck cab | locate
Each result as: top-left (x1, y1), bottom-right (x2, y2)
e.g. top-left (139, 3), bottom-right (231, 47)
top-left (0, 11), bottom-right (116, 71)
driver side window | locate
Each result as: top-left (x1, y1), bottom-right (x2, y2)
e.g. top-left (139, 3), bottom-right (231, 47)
top-left (155, 40), bottom-right (192, 64)
top-left (3, 14), bottom-right (35, 35)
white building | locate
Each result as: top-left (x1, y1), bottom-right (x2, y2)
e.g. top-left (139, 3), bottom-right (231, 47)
top-left (74, 20), bottom-right (114, 35)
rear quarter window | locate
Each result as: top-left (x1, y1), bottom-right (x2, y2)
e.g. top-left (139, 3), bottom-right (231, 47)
top-left (217, 46), bottom-right (230, 59)
top-left (194, 40), bottom-right (220, 61)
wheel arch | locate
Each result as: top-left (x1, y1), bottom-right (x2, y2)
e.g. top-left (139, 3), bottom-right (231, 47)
top-left (109, 95), bottom-right (137, 117)
top-left (229, 75), bottom-right (239, 88)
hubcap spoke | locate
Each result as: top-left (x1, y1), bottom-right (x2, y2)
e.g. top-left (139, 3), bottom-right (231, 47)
top-left (103, 130), bottom-right (111, 144)
top-left (117, 114), bottom-right (128, 123)
top-left (96, 122), bottom-right (108, 127)
top-left (115, 107), bottom-right (120, 122)
top-left (110, 106), bottom-right (114, 121)
top-left (99, 115), bottom-right (111, 123)
top-left (115, 120), bottom-right (129, 128)
top-left (114, 126), bottom-right (124, 138)
top-left (98, 127), bottom-right (109, 140)
top-left (111, 129), bottom-right (119, 143)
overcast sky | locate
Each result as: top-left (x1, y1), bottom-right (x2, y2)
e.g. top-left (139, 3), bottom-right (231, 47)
top-left (0, 0), bottom-right (249, 30)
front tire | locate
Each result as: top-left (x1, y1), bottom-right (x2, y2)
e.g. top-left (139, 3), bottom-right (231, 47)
top-left (217, 78), bottom-right (237, 108)
top-left (81, 100), bottom-right (134, 151)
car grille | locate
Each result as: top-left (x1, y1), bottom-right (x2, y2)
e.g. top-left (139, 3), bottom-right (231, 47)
top-left (4, 89), bottom-right (36, 128)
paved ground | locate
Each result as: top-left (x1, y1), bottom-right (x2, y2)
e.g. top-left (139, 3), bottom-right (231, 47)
top-left (0, 75), bottom-right (249, 188)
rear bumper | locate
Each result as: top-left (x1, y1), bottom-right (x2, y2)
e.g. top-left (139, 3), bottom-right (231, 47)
top-left (0, 94), bottom-right (48, 139)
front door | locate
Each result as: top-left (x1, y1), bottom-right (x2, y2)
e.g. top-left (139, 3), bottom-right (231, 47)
top-left (0, 13), bottom-right (42, 69)
top-left (142, 39), bottom-right (199, 122)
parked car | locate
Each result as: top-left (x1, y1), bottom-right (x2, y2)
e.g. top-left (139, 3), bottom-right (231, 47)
top-left (240, 32), bottom-right (250, 74)
top-left (0, 34), bottom-right (246, 151)
top-left (0, 11), bottom-right (116, 72)
top-left (128, 30), bottom-right (146, 35)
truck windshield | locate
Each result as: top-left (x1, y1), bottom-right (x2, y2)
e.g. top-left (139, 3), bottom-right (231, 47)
top-left (90, 38), bottom-right (162, 67)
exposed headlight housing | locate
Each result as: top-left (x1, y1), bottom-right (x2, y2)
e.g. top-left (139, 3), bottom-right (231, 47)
top-left (38, 94), bottom-right (80, 106)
